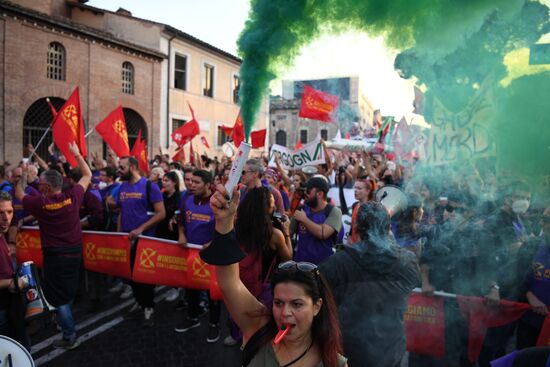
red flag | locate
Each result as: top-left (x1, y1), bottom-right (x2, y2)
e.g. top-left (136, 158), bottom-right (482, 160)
top-left (294, 139), bottom-right (304, 150)
top-left (52, 87), bottom-right (87, 167)
top-left (172, 103), bottom-right (200, 147)
top-left (46, 98), bottom-right (58, 120)
top-left (220, 125), bottom-right (233, 137)
top-left (200, 136), bottom-right (211, 149)
top-left (189, 143), bottom-right (195, 164)
top-left (172, 145), bottom-right (185, 162)
top-left (404, 294), bottom-right (446, 357)
top-left (130, 129), bottom-right (149, 175)
top-left (457, 296), bottom-right (531, 362)
top-left (94, 106), bottom-right (130, 157)
top-left (298, 85), bottom-right (339, 123)
top-left (231, 112), bottom-right (245, 148)
top-left (251, 129), bottom-right (266, 149)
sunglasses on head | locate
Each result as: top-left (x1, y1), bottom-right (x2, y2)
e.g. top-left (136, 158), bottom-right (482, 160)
top-left (277, 261), bottom-right (319, 275)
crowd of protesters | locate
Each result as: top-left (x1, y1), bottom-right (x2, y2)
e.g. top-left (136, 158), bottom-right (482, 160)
top-left (1, 126), bottom-right (550, 366)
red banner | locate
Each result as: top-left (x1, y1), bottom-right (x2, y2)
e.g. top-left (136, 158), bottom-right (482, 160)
top-left (404, 294), bottom-right (445, 357)
top-left (298, 85), bottom-right (339, 123)
top-left (15, 227), bottom-right (43, 268)
top-left (131, 237), bottom-right (222, 299)
top-left (537, 314), bottom-right (550, 347)
top-left (82, 232), bottom-right (132, 279)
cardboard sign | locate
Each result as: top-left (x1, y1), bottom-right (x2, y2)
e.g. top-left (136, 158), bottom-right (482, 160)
top-left (268, 137), bottom-right (325, 170)
top-left (82, 232), bottom-right (132, 279)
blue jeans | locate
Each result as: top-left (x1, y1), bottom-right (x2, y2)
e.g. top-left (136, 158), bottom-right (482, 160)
top-left (56, 303), bottom-right (76, 341)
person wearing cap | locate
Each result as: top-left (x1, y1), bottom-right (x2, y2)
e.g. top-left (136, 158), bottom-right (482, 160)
top-left (290, 176), bottom-right (342, 264)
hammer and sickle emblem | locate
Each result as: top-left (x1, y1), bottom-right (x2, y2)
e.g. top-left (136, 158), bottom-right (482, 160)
top-left (113, 120), bottom-right (129, 148)
top-left (85, 242), bottom-right (96, 261)
top-left (140, 248), bottom-right (157, 269)
top-left (192, 257), bottom-right (210, 278)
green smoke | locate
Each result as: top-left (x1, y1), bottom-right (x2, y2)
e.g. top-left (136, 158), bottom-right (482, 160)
top-left (237, 0), bottom-right (527, 138)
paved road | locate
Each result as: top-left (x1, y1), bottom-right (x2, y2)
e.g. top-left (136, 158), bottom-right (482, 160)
top-left (28, 287), bottom-right (242, 367)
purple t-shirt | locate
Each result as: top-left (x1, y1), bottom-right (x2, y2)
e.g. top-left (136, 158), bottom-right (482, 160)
top-left (118, 178), bottom-right (163, 236)
top-left (293, 206), bottom-right (334, 265)
top-left (10, 185), bottom-right (39, 221)
top-left (180, 194), bottom-right (215, 245)
top-left (23, 185), bottom-right (85, 248)
top-left (522, 243), bottom-right (550, 328)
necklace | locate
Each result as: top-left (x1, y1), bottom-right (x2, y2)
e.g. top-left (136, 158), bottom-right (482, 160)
top-left (279, 340), bottom-right (314, 367)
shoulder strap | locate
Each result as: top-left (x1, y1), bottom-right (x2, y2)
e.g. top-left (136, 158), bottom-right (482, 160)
top-left (146, 179), bottom-right (152, 209)
top-left (242, 323), bottom-right (272, 367)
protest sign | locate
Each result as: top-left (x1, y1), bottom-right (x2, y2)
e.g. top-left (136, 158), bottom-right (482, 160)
top-left (268, 137), bottom-right (325, 170)
top-left (405, 293), bottom-right (446, 357)
top-left (425, 79), bottom-right (496, 165)
top-left (82, 231), bottom-right (132, 279)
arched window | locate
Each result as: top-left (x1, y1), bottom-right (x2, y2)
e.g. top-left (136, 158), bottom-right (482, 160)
top-left (23, 97), bottom-right (65, 158)
top-left (275, 130), bottom-right (287, 147)
top-left (47, 42), bottom-right (65, 80)
top-left (122, 62), bottom-right (134, 95)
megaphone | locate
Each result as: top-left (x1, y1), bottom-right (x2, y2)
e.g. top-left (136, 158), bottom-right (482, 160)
top-left (375, 185), bottom-right (408, 217)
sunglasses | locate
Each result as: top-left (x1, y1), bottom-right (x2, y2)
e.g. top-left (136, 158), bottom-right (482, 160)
top-left (277, 261), bottom-right (319, 275)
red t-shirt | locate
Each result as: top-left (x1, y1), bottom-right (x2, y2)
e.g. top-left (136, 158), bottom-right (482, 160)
top-left (23, 185), bottom-right (85, 248)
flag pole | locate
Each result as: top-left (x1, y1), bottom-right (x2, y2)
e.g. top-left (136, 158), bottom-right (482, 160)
top-left (28, 97), bottom-right (56, 160)
top-left (27, 126), bottom-right (52, 160)
top-left (85, 128), bottom-right (94, 138)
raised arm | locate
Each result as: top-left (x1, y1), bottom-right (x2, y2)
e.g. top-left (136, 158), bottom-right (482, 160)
top-left (68, 142), bottom-right (92, 191)
top-left (205, 185), bottom-right (269, 341)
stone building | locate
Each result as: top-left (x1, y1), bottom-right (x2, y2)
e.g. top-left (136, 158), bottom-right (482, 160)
top-left (270, 76), bottom-right (374, 147)
top-left (0, 0), bottom-right (268, 165)
top-left (0, 0), bottom-right (164, 164)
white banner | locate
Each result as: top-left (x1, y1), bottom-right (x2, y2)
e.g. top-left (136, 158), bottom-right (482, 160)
top-left (268, 137), bottom-right (325, 170)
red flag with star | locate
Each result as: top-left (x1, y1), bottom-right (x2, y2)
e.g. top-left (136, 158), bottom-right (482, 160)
top-left (95, 105), bottom-right (130, 157)
top-left (52, 87), bottom-right (87, 167)
top-left (130, 129), bottom-right (149, 175)
top-left (298, 85), bottom-right (339, 123)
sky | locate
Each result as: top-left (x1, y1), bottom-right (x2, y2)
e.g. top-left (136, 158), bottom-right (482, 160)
top-left (87, 0), bottom-right (550, 118)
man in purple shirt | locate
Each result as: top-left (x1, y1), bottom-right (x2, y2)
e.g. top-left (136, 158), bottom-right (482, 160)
top-left (116, 156), bottom-right (165, 327)
top-left (175, 170), bottom-right (220, 343)
top-left (16, 142), bottom-right (91, 350)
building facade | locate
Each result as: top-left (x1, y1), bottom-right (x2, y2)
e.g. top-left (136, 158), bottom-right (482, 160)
top-left (0, 0), bottom-right (268, 165)
top-left (271, 76), bottom-right (374, 147)
top-left (68, 1), bottom-right (268, 158)
top-left (0, 0), bottom-right (164, 164)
